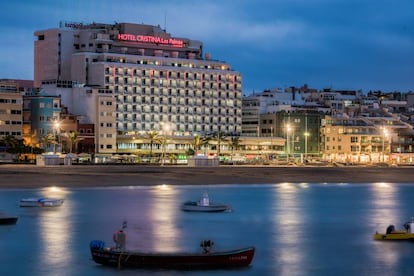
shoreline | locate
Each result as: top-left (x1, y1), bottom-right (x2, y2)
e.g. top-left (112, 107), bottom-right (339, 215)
top-left (0, 164), bottom-right (414, 189)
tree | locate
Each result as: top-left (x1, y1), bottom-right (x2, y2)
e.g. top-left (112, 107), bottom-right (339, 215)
top-left (0, 135), bottom-right (20, 149)
top-left (191, 134), bottom-right (209, 155)
top-left (145, 131), bottom-right (161, 158)
top-left (41, 133), bottom-right (56, 152)
top-left (64, 131), bottom-right (82, 153)
top-left (228, 136), bottom-right (240, 161)
top-left (0, 135), bottom-right (38, 161)
top-left (209, 131), bottom-right (227, 158)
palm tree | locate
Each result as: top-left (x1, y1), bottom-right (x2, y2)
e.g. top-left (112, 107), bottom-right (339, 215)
top-left (0, 135), bottom-right (35, 161)
top-left (209, 131), bottom-right (227, 158)
top-left (145, 131), bottom-right (161, 158)
top-left (228, 136), bottom-right (240, 161)
top-left (64, 131), bottom-right (82, 153)
top-left (41, 133), bottom-right (55, 152)
top-left (191, 134), bottom-right (209, 156)
top-left (0, 135), bottom-right (20, 149)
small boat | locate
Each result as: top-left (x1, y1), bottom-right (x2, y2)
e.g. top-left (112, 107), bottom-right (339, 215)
top-left (373, 218), bottom-right (414, 240)
top-left (181, 192), bottom-right (231, 212)
top-left (0, 212), bottom-right (18, 225)
top-left (19, 197), bottom-right (64, 207)
top-left (89, 239), bottom-right (255, 269)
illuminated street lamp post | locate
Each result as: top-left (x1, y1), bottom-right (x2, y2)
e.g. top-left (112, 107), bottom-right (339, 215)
top-left (161, 123), bottom-right (171, 166)
top-left (286, 124), bottom-right (292, 161)
top-left (54, 121), bottom-right (60, 153)
top-left (304, 132), bottom-right (310, 160)
top-left (382, 127), bottom-right (389, 163)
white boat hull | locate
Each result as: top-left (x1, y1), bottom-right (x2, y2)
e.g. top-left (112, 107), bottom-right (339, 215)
top-left (20, 198), bottom-right (64, 207)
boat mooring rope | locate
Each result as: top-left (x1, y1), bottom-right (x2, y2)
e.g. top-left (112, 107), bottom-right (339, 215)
top-left (117, 252), bottom-right (131, 269)
top-left (118, 253), bottom-right (123, 270)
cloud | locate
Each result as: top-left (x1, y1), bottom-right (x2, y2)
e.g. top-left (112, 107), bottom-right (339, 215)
top-left (0, 0), bottom-right (413, 91)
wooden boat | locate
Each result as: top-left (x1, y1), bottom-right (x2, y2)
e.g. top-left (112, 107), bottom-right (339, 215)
top-left (89, 239), bottom-right (255, 269)
top-left (373, 218), bottom-right (414, 240)
top-left (181, 192), bottom-right (231, 212)
top-left (19, 197), bottom-right (64, 207)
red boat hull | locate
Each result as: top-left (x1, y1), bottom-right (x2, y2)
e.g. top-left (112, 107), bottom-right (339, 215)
top-left (90, 240), bottom-right (255, 269)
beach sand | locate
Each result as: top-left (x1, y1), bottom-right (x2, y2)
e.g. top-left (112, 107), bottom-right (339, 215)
top-left (0, 164), bottom-right (413, 188)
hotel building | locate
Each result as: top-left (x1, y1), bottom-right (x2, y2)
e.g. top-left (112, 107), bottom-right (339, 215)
top-left (34, 22), bottom-right (242, 155)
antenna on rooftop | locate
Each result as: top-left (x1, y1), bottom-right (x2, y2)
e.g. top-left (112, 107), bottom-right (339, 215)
top-left (164, 11), bottom-right (167, 31)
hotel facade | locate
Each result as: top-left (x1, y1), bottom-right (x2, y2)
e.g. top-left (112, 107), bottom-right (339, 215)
top-left (34, 22), bottom-right (244, 156)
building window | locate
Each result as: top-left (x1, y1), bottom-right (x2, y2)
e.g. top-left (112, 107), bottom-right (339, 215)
top-left (351, 145), bottom-right (359, 152)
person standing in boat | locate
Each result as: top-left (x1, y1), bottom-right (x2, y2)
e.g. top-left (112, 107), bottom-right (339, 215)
top-left (113, 221), bottom-right (127, 251)
top-left (198, 192), bottom-right (210, 206)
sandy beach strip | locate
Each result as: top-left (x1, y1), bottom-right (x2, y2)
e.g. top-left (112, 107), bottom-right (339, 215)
top-left (0, 164), bottom-right (413, 189)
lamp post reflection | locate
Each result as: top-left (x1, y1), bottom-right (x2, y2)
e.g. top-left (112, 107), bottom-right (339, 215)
top-left (39, 187), bottom-right (71, 267)
top-left (370, 182), bottom-right (399, 266)
top-left (147, 185), bottom-right (179, 252)
top-left (273, 183), bottom-right (307, 275)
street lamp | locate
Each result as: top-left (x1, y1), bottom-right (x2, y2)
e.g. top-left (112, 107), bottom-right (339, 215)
top-left (382, 127), bottom-right (389, 163)
top-left (54, 121), bottom-right (60, 154)
top-left (161, 123), bottom-right (171, 166)
top-left (304, 132), bottom-right (310, 161)
top-left (286, 124), bottom-right (292, 161)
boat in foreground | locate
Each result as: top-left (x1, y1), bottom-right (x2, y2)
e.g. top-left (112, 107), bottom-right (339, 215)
top-left (90, 240), bottom-right (255, 269)
top-left (19, 197), bottom-right (64, 207)
top-left (0, 212), bottom-right (18, 225)
top-left (181, 192), bottom-right (231, 212)
top-left (373, 218), bottom-right (414, 240)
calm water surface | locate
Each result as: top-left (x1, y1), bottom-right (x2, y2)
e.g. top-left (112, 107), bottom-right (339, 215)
top-left (1, 182), bottom-right (414, 276)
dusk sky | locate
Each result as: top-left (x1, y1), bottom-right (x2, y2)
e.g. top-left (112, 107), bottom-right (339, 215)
top-left (1, 0), bottom-right (413, 94)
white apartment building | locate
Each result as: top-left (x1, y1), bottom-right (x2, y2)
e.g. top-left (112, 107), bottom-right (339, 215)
top-left (34, 21), bottom-right (242, 154)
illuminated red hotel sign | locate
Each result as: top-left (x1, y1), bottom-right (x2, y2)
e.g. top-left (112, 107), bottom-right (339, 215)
top-left (118, 33), bottom-right (184, 48)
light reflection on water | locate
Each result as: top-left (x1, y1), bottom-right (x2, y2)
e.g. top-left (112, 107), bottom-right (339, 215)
top-left (370, 182), bottom-right (400, 271)
top-left (2, 183), bottom-right (414, 275)
top-left (36, 187), bottom-right (73, 270)
top-left (274, 183), bottom-right (306, 275)
top-left (146, 184), bottom-right (180, 252)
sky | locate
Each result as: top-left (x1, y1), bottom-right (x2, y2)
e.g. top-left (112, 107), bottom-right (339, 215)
top-left (1, 0), bottom-right (413, 94)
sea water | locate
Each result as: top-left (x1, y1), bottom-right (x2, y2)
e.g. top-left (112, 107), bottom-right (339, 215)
top-left (1, 183), bottom-right (414, 276)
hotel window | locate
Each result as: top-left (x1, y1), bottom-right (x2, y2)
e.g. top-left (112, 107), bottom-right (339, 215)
top-left (350, 137), bottom-right (358, 143)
